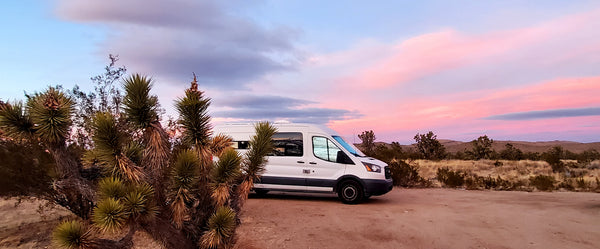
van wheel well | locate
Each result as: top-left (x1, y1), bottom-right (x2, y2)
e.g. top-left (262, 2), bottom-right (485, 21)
top-left (337, 179), bottom-right (364, 204)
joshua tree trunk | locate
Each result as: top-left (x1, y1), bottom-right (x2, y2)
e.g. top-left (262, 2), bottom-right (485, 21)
top-left (49, 145), bottom-right (96, 219)
top-left (141, 214), bottom-right (197, 249)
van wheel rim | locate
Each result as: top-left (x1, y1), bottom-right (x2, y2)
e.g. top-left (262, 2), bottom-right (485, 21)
top-left (343, 186), bottom-right (356, 200)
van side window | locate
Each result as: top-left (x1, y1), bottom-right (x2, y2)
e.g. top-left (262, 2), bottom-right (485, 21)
top-left (232, 141), bottom-right (249, 149)
top-left (269, 132), bottom-right (303, 157)
top-left (312, 136), bottom-right (342, 162)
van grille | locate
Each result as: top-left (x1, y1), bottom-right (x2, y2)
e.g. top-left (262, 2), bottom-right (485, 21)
top-left (384, 166), bottom-right (391, 179)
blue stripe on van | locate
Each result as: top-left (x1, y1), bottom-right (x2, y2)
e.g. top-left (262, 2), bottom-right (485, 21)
top-left (259, 176), bottom-right (335, 187)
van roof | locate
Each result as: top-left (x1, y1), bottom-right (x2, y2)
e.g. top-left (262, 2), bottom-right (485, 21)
top-left (213, 122), bottom-right (339, 136)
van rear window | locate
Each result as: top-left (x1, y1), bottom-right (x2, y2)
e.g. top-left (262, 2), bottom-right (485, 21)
top-left (269, 132), bottom-right (303, 157)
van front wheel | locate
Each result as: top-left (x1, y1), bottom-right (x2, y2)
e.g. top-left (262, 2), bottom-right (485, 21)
top-left (338, 181), bottom-right (364, 204)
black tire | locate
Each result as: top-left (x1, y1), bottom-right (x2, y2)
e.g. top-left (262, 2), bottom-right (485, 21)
top-left (338, 181), bottom-right (364, 204)
top-left (254, 189), bottom-right (269, 196)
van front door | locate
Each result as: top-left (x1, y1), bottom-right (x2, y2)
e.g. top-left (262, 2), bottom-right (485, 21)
top-left (306, 135), bottom-right (349, 192)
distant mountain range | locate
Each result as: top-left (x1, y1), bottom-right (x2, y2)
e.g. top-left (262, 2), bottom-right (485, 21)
top-left (369, 140), bottom-right (600, 153)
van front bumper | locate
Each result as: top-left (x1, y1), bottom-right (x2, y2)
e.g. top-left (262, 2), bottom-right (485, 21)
top-left (363, 178), bottom-right (393, 196)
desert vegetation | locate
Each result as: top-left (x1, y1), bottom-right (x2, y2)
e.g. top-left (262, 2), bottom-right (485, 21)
top-left (0, 56), bottom-right (276, 248)
top-left (359, 131), bottom-right (600, 192)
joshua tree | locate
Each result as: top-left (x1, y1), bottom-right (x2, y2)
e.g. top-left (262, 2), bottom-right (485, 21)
top-left (467, 135), bottom-right (494, 160)
top-left (414, 131), bottom-right (446, 160)
top-left (358, 130), bottom-right (376, 156)
top-left (0, 73), bottom-right (275, 248)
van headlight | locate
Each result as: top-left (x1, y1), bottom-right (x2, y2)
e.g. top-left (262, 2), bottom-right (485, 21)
top-left (363, 162), bottom-right (381, 173)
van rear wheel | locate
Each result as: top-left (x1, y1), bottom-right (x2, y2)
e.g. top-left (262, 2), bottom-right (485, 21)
top-left (338, 181), bottom-right (364, 204)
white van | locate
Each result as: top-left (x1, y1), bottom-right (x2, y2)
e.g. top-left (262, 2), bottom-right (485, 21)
top-left (213, 123), bottom-right (393, 204)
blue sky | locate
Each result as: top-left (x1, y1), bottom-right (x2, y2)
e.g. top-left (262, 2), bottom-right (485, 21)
top-left (1, 0), bottom-right (599, 143)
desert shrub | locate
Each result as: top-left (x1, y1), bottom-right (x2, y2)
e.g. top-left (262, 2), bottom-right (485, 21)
top-left (565, 168), bottom-right (588, 178)
top-left (464, 176), bottom-right (478, 190)
top-left (529, 175), bottom-right (555, 191)
top-left (448, 151), bottom-right (469, 160)
top-left (373, 142), bottom-right (405, 162)
top-left (543, 146), bottom-right (566, 173)
top-left (436, 167), bottom-right (465, 188)
top-left (523, 152), bottom-right (541, 161)
top-left (0, 140), bottom-right (55, 197)
top-left (465, 175), bottom-right (515, 191)
top-left (499, 143), bottom-right (524, 160)
top-left (558, 178), bottom-right (575, 191)
top-left (389, 160), bottom-right (427, 187)
top-left (577, 149), bottom-right (600, 164)
top-left (587, 160), bottom-right (600, 170)
top-left (575, 177), bottom-right (588, 190)
top-left (493, 160), bottom-right (503, 167)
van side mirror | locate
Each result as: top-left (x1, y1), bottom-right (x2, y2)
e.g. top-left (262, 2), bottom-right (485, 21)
top-left (336, 151), bottom-right (355, 164)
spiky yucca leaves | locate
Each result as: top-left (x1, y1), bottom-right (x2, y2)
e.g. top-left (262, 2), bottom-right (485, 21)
top-left (91, 112), bottom-right (144, 182)
top-left (238, 122), bottom-right (277, 203)
top-left (123, 141), bottom-right (144, 166)
top-left (92, 198), bottom-right (127, 233)
top-left (172, 149), bottom-right (200, 190)
top-left (98, 177), bottom-right (127, 199)
top-left (210, 134), bottom-right (233, 157)
top-left (26, 87), bottom-right (73, 145)
top-left (53, 220), bottom-right (92, 249)
top-left (123, 74), bottom-right (170, 201)
top-left (0, 101), bottom-right (36, 140)
top-left (92, 112), bottom-right (125, 155)
top-left (122, 183), bottom-right (157, 221)
top-left (96, 177), bottom-right (156, 229)
top-left (243, 122), bottom-right (277, 180)
top-left (200, 206), bottom-right (236, 249)
top-left (175, 78), bottom-right (212, 148)
top-left (170, 149), bottom-right (200, 228)
top-left (122, 74), bottom-right (158, 128)
top-left (210, 148), bottom-right (241, 206)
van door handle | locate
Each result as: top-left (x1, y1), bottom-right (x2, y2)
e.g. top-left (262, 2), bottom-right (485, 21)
top-left (302, 169), bottom-right (310, 174)
top-left (309, 162), bottom-right (317, 165)
top-left (297, 161), bottom-right (305, 164)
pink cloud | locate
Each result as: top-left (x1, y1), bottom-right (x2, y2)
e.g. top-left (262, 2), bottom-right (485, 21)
top-left (323, 8), bottom-right (600, 91)
top-left (326, 75), bottom-right (600, 142)
top-left (295, 8), bottom-right (600, 143)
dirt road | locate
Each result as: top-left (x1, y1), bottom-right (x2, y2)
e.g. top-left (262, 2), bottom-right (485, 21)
top-left (1, 189), bottom-right (598, 248)
top-left (236, 188), bottom-right (600, 249)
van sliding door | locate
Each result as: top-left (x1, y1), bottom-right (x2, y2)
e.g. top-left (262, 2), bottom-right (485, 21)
top-left (254, 132), bottom-right (307, 191)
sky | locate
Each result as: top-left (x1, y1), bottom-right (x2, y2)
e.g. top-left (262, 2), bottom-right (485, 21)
top-left (1, 0), bottom-right (599, 144)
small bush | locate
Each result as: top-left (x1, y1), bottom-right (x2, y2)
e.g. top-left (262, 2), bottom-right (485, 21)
top-left (529, 175), bottom-right (555, 191)
top-left (493, 160), bottom-right (503, 167)
top-left (558, 178), bottom-right (575, 191)
top-left (389, 160), bottom-right (427, 187)
top-left (465, 175), bottom-right (515, 191)
top-left (575, 177), bottom-right (588, 190)
top-left (436, 167), bottom-right (465, 188)
top-left (0, 140), bottom-right (55, 197)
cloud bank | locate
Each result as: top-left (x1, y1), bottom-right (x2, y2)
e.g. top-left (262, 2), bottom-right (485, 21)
top-left (212, 95), bottom-right (362, 124)
top-left (485, 107), bottom-right (600, 121)
top-left (56, 0), bottom-right (301, 88)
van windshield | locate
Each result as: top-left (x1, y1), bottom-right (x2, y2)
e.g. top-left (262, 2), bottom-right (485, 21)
top-left (332, 135), bottom-right (366, 157)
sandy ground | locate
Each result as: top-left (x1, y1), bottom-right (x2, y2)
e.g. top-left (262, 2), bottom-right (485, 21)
top-left (1, 189), bottom-right (599, 249)
top-left (236, 189), bottom-right (600, 249)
